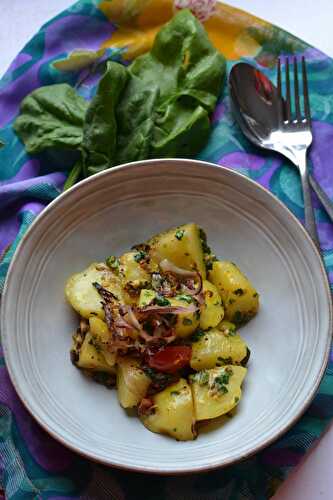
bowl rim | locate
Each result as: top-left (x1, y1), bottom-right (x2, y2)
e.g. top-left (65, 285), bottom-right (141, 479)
top-left (1, 157), bottom-right (332, 475)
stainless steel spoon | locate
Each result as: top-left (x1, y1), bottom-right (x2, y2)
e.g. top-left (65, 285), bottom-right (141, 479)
top-left (229, 62), bottom-right (333, 229)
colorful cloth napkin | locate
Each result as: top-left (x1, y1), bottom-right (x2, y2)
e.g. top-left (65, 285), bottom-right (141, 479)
top-left (1, 1), bottom-right (333, 498)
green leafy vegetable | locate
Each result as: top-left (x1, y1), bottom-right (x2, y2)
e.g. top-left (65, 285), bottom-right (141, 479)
top-left (130, 9), bottom-right (226, 158)
top-left (81, 61), bottom-right (128, 176)
top-left (106, 255), bottom-right (120, 270)
top-left (14, 84), bottom-right (88, 154)
top-left (155, 295), bottom-right (171, 306)
top-left (133, 250), bottom-right (147, 262)
top-left (191, 329), bottom-right (205, 342)
top-left (13, 9), bottom-right (226, 188)
top-left (115, 73), bottom-right (158, 163)
top-left (176, 294), bottom-right (193, 304)
top-left (63, 160), bottom-right (83, 191)
top-left (175, 229), bottom-right (185, 240)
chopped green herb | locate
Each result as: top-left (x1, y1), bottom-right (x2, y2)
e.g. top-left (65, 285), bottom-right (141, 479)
top-left (233, 310), bottom-right (243, 324)
top-left (234, 396), bottom-right (239, 403)
top-left (191, 329), bottom-right (205, 342)
top-left (213, 301), bottom-right (220, 306)
top-left (134, 250), bottom-right (147, 262)
top-left (212, 368), bottom-right (233, 394)
top-left (106, 255), bottom-right (119, 270)
top-left (195, 310), bottom-right (200, 320)
top-left (217, 356), bottom-right (233, 365)
top-left (173, 427), bottom-right (177, 432)
top-left (176, 294), bottom-right (193, 304)
top-left (199, 228), bottom-right (212, 255)
top-left (155, 295), bottom-right (171, 306)
top-left (191, 370), bottom-right (209, 386)
top-left (229, 298), bottom-right (235, 305)
top-left (215, 373), bottom-right (231, 386)
top-left (170, 391), bottom-right (180, 396)
top-left (233, 288), bottom-right (244, 296)
top-left (175, 229), bottom-right (185, 240)
top-left (183, 318), bottom-right (193, 326)
top-left (253, 292), bottom-right (258, 298)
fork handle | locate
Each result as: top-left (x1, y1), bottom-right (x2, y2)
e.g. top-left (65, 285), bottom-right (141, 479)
top-left (298, 153), bottom-right (320, 248)
top-left (309, 174), bottom-right (333, 224)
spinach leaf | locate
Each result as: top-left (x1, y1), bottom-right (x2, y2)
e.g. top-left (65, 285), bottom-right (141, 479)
top-left (14, 84), bottom-right (88, 154)
top-left (125, 9), bottom-right (226, 158)
top-left (115, 73), bottom-right (159, 163)
top-left (63, 160), bottom-right (83, 191)
top-left (152, 99), bottom-right (210, 157)
top-left (81, 61), bottom-right (128, 176)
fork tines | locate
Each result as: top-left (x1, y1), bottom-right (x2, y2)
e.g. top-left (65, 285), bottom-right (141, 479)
top-left (277, 55), bottom-right (311, 124)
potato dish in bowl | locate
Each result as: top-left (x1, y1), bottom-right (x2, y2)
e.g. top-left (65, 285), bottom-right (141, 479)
top-left (65, 223), bottom-right (259, 440)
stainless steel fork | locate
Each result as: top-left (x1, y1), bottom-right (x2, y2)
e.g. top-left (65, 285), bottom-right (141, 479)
top-left (277, 56), bottom-right (319, 247)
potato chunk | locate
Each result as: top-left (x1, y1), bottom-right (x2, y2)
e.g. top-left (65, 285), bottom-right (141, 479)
top-left (199, 280), bottom-right (224, 330)
top-left (140, 379), bottom-right (196, 441)
top-left (148, 223), bottom-right (206, 278)
top-left (119, 251), bottom-right (151, 287)
top-left (89, 316), bottom-right (116, 367)
top-left (190, 327), bottom-right (248, 371)
top-left (191, 366), bottom-right (247, 421)
top-left (76, 332), bottom-right (116, 374)
top-left (209, 261), bottom-right (259, 325)
top-left (117, 357), bottom-right (151, 408)
top-left (169, 297), bottom-right (199, 338)
top-left (65, 262), bottom-right (123, 319)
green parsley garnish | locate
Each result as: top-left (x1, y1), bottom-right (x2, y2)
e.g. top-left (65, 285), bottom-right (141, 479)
top-left (191, 329), bottom-right (205, 342)
top-left (191, 371), bottom-right (209, 386)
top-left (233, 310), bottom-right (243, 324)
top-left (134, 250), bottom-right (147, 262)
top-left (170, 391), bottom-right (180, 396)
top-left (175, 229), bottom-right (185, 240)
top-left (183, 318), bottom-right (192, 326)
top-left (212, 368), bottom-right (233, 394)
top-left (106, 255), bottom-right (119, 270)
top-left (155, 295), bottom-right (171, 306)
top-left (176, 294), bottom-right (193, 304)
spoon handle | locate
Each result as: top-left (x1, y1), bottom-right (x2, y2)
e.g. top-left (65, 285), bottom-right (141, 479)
top-left (309, 174), bottom-right (333, 224)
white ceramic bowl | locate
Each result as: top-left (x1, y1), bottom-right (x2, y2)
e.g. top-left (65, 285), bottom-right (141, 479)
top-left (2, 159), bottom-right (331, 474)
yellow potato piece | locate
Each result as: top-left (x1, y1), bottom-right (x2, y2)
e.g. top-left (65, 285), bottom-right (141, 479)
top-left (89, 316), bottom-right (116, 367)
top-left (76, 332), bottom-right (116, 374)
top-left (200, 280), bottom-right (224, 330)
top-left (141, 379), bottom-right (196, 441)
top-left (119, 251), bottom-right (151, 286)
top-left (148, 223), bottom-right (206, 278)
top-left (169, 297), bottom-right (199, 338)
top-left (117, 356), bottom-right (151, 408)
top-left (191, 327), bottom-right (248, 371)
top-left (209, 261), bottom-right (259, 325)
top-left (65, 262), bottom-right (123, 319)
top-left (191, 366), bottom-right (247, 421)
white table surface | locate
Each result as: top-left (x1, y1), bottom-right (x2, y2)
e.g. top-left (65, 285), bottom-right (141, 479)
top-left (1, 1), bottom-right (333, 499)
